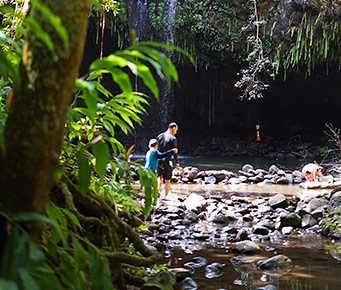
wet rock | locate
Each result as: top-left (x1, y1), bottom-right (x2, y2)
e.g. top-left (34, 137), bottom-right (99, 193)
top-left (253, 225), bottom-right (270, 235)
top-left (295, 201), bottom-right (308, 217)
top-left (204, 175), bottom-right (217, 184)
top-left (269, 194), bottom-right (287, 209)
top-left (222, 225), bottom-right (238, 234)
top-left (184, 257), bottom-right (207, 269)
top-left (156, 206), bottom-right (184, 216)
top-left (231, 240), bottom-right (262, 255)
top-left (282, 226), bottom-right (293, 235)
top-left (183, 167), bottom-right (200, 181)
top-left (329, 192), bottom-right (341, 210)
top-left (243, 214), bottom-right (253, 222)
top-left (212, 170), bottom-right (227, 183)
top-left (269, 165), bottom-right (279, 174)
top-left (280, 212), bottom-right (302, 228)
top-left (168, 268), bottom-right (191, 281)
top-left (236, 229), bottom-right (249, 241)
top-left (183, 193), bottom-right (205, 211)
top-left (184, 210), bottom-right (198, 222)
top-left (257, 254), bottom-right (293, 272)
top-left (192, 232), bottom-right (210, 240)
top-left (204, 263), bottom-right (225, 279)
top-left (248, 175), bottom-right (264, 183)
top-left (257, 219), bottom-right (275, 231)
top-left (258, 204), bottom-right (272, 214)
top-left (302, 214), bottom-right (318, 228)
top-left (311, 208), bottom-right (324, 220)
top-left (213, 213), bottom-right (230, 224)
top-left (242, 164), bottom-right (254, 172)
top-left (276, 176), bottom-right (290, 184)
top-left (277, 170), bottom-right (286, 177)
top-left (238, 170), bottom-right (254, 177)
top-left (306, 198), bottom-right (328, 214)
top-left (228, 177), bottom-right (243, 184)
top-left (257, 284), bottom-right (277, 290)
top-left (180, 277), bottom-right (198, 290)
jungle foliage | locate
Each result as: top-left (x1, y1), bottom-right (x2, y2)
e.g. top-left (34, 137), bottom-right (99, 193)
top-left (0, 0), bottom-right (184, 288)
top-left (105, 0), bottom-right (341, 99)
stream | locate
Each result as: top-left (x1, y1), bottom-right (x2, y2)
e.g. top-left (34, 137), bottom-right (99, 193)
top-left (144, 182), bottom-right (341, 290)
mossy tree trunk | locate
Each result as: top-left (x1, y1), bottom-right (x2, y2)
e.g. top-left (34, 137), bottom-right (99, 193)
top-left (0, 0), bottom-right (90, 246)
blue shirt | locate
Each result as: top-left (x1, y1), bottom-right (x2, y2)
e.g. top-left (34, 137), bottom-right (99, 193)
top-left (144, 149), bottom-right (174, 175)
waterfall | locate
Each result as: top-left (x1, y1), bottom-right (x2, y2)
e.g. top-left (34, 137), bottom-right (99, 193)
top-left (126, 0), bottom-right (178, 151)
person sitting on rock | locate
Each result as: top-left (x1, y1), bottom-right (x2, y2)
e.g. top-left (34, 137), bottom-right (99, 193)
top-left (302, 163), bottom-right (323, 182)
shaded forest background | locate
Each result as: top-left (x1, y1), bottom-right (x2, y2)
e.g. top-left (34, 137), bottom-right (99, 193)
top-left (80, 0), bottom-right (341, 153)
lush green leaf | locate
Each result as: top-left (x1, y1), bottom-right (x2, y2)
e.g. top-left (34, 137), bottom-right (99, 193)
top-left (93, 140), bottom-right (110, 179)
top-left (77, 152), bottom-right (91, 196)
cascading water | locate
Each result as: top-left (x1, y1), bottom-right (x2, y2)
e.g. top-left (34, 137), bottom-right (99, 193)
top-left (126, 0), bottom-right (178, 151)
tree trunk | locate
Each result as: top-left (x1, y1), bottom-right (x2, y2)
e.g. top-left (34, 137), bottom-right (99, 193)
top-left (0, 0), bottom-right (90, 243)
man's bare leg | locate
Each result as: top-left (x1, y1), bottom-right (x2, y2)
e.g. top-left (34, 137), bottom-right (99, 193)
top-left (165, 179), bottom-right (171, 196)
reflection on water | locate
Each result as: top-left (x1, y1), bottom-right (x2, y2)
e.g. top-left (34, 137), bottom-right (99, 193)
top-left (166, 235), bottom-right (341, 290)
top-left (132, 154), bottom-right (304, 172)
top-left (159, 184), bottom-right (340, 289)
top-left (179, 156), bottom-right (303, 172)
top-left (169, 183), bottom-right (327, 199)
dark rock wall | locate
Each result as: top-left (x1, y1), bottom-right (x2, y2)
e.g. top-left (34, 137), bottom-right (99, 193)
top-left (173, 64), bottom-right (341, 145)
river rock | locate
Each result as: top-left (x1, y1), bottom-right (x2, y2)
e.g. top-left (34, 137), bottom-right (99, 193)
top-left (328, 192), bottom-right (341, 210)
top-left (276, 176), bottom-right (290, 184)
top-left (242, 164), bottom-right (254, 173)
top-left (168, 268), bottom-right (191, 281)
top-left (183, 193), bottom-right (205, 211)
top-left (212, 213), bottom-right (230, 224)
top-left (212, 170), bottom-right (227, 183)
top-left (268, 165), bottom-right (279, 174)
top-left (306, 198), bottom-right (328, 214)
top-left (301, 214), bottom-right (318, 228)
top-left (236, 228), bottom-right (249, 241)
top-left (231, 240), bottom-right (262, 255)
top-left (228, 177), bottom-right (243, 184)
top-left (180, 277), bottom-right (198, 290)
top-left (282, 226), bottom-right (293, 235)
top-left (253, 225), bottom-right (270, 235)
top-left (183, 167), bottom-right (200, 181)
top-left (295, 201), bottom-right (308, 217)
top-left (269, 194), bottom-right (288, 209)
top-left (257, 254), bottom-right (293, 272)
top-left (205, 175), bottom-right (217, 184)
top-left (280, 212), bottom-right (302, 228)
top-left (257, 219), bottom-right (275, 231)
top-left (184, 257), bottom-right (207, 269)
top-left (257, 285), bottom-right (276, 290)
top-left (205, 263), bottom-right (225, 279)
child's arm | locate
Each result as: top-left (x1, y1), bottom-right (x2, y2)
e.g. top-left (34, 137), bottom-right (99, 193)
top-left (155, 149), bottom-right (177, 159)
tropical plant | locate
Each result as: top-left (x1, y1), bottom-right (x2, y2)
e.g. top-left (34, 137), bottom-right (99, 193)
top-left (0, 0), bottom-right (188, 288)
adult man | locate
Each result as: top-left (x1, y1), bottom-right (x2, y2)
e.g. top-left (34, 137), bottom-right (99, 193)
top-left (156, 122), bottom-right (179, 196)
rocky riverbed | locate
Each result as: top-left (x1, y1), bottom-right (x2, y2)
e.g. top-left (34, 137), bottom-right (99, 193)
top-left (134, 163), bottom-right (341, 289)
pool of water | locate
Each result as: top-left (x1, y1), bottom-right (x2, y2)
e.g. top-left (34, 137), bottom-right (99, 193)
top-left (156, 184), bottom-right (341, 290)
top-left (132, 154), bottom-right (304, 172)
top-left (166, 235), bottom-right (341, 290)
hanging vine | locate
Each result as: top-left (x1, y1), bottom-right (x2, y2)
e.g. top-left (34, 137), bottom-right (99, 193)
top-left (234, 0), bottom-right (274, 100)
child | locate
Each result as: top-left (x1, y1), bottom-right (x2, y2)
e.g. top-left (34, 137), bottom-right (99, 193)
top-left (144, 138), bottom-right (178, 175)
